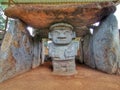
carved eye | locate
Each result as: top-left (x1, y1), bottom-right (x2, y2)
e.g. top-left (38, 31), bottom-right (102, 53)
top-left (64, 30), bottom-right (70, 34)
top-left (53, 30), bottom-right (60, 35)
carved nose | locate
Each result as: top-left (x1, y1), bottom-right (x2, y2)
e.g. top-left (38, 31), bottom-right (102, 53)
top-left (58, 33), bottom-right (66, 39)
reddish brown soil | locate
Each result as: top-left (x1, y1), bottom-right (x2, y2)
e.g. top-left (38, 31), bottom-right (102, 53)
top-left (0, 62), bottom-right (120, 90)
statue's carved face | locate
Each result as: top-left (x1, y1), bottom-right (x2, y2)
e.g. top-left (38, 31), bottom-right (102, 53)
top-left (50, 29), bottom-right (73, 44)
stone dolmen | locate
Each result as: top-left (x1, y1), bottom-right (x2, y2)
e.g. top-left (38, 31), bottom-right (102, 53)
top-left (0, 1), bottom-right (120, 82)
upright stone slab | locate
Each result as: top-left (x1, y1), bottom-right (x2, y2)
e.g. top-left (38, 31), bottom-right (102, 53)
top-left (32, 40), bottom-right (41, 68)
top-left (93, 14), bottom-right (120, 74)
top-left (83, 34), bottom-right (95, 68)
top-left (77, 38), bottom-right (83, 63)
top-left (0, 20), bottom-right (33, 82)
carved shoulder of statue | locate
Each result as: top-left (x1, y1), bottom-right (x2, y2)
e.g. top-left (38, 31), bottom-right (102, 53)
top-left (64, 42), bottom-right (78, 58)
top-left (48, 43), bottom-right (59, 58)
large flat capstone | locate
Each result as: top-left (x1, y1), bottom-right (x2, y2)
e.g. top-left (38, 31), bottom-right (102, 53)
top-left (4, 2), bottom-right (116, 29)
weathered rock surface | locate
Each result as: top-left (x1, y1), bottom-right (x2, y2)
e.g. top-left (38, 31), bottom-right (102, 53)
top-left (0, 20), bottom-right (42, 82)
top-left (32, 39), bottom-right (41, 68)
top-left (83, 14), bottom-right (120, 74)
top-left (82, 34), bottom-right (96, 68)
top-left (78, 39), bottom-right (83, 63)
top-left (4, 2), bottom-right (116, 29)
top-left (93, 14), bottom-right (119, 74)
top-left (33, 26), bottom-right (90, 38)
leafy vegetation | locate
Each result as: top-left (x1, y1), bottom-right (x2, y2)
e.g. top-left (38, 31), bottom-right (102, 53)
top-left (0, 4), bottom-right (7, 31)
top-left (0, 4), bottom-right (7, 40)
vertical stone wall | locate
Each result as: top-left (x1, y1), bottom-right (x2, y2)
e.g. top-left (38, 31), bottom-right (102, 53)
top-left (82, 14), bottom-right (120, 74)
top-left (93, 14), bottom-right (119, 74)
top-left (0, 19), bottom-right (42, 82)
top-left (32, 39), bottom-right (41, 68)
top-left (83, 34), bottom-right (95, 68)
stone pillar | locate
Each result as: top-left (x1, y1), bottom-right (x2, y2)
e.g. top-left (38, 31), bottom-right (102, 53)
top-left (78, 38), bottom-right (84, 63)
top-left (83, 14), bottom-right (120, 75)
top-left (0, 19), bottom-right (33, 82)
top-left (92, 14), bottom-right (120, 74)
top-left (32, 40), bottom-right (41, 68)
top-left (83, 34), bottom-right (95, 68)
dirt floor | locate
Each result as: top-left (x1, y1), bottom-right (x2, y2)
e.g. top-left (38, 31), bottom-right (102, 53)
top-left (0, 62), bottom-right (120, 90)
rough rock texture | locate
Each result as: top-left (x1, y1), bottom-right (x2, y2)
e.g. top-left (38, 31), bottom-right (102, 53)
top-left (83, 34), bottom-right (95, 68)
top-left (32, 40), bottom-right (41, 68)
top-left (4, 2), bottom-right (116, 29)
top-left (83, 14), bottom-right (120, 74)
top-left (33, 26), bottom-right (90, 38)
top-left (93, 14), bottom-right (120, 74)
top-left (0, 20), bottom-right (42, 82)
top-left (78, 39), bottom-right (83, 63)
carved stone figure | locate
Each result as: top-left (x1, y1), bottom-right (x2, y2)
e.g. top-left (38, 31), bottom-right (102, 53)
top-left (48, 23), bottom-right (78, 75)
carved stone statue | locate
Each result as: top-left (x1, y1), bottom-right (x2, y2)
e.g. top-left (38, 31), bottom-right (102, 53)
top-left (48, 23), bottom-right (78, 75)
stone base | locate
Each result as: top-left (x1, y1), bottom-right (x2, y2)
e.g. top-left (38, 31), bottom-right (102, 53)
top-left (52, 59), bottom-right (77, 75)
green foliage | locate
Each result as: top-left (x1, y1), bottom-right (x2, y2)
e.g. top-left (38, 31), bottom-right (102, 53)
top-left (0, 4), bottom-right (7, 30)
